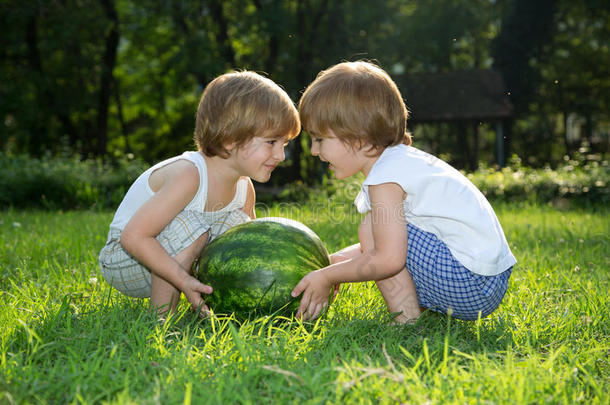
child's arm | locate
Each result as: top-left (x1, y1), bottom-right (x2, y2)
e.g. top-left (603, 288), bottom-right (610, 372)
top-left (120, 161), bottom-right (212, 312)
top-left (330, 244), bottom-right (361, 263)
top-left (291, 182), bottom-right (407, 320)
top-left (242, 178), bottom-right (256, 219)
top-left (327, 244), bottom-right (361, 301)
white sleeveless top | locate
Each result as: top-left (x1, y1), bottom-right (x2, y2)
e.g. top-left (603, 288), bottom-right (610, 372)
top-left (108, 151), bottom-right (249, 234)
top-left (354, 144), bottom-right (516, 276)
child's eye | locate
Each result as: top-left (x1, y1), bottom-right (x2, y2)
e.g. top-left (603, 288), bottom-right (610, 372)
top-left (267, 139), bottom-right (289, 147)
top-left (312, 137), bottom-right (322, 143)
top-left (267, 139), bottom-right (282, 146)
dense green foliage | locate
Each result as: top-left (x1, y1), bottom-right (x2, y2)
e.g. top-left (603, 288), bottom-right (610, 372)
top-left (0, 203), bottom-right (608, 403)
top-left (197, 218), bottom-right (330, 318)
top-left (1, 0), bottom-right (607, 178)
top-left (467, 154), bottom-right (609, 205)
top-left (0, 153), bottom-right (147, 209)
top-left (1, 152), bottom-right (607, 210)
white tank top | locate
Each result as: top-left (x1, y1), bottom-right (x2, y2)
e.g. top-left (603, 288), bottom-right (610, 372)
top-left (108, 151), bottom-right (249, 233)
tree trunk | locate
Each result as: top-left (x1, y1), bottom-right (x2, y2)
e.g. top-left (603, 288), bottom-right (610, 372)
top-left (209, 0), bottom-right (235, 67)
top-left (95, 0), bottom-right (120, 157)
top-left (472, 121), bottom-right (479, 170)
top-left (562, 111), bottom-right (571, 156)
top-left (170, 3), bottom-right (209, 87)
top-left (252, 0), bottom-right (279, 76)
top-left (26, 15), bottom-right (78, 154)
top-left (113, 77), bottom-right (131, 153)
top-left (294, 0), bottom-right (329, 182)
top-left (456, 121), bottom-right (472, 171)
top-left (504, 117), bottom-right (513, 164)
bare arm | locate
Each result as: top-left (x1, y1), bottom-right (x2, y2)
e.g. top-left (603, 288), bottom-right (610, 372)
top-left (242, 177), bottom-right (256, 219)
top-left (120, 161), bottom-right (212, 309)
top-left (292, 182), bottom-right (407, 319)
top-left (323, 183), bottom-right (407, 283)
top-left (330, 244), bottom-right (361, 263)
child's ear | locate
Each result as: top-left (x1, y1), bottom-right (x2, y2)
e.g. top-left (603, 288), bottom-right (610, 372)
top-left (224, 141), bottom-right (237, 152)
top-left (354, 139), bottom-right (368, 151)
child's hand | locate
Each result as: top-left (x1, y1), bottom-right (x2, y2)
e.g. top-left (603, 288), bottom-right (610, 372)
top-left (181, 275), bottom-right (213, 316)
top-left (331, 283), bottom-right (340, 303)
top-left (291, 270), bottom-right (332, 320)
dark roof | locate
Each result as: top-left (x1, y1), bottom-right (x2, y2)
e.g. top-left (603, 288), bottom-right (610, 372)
top-left (395, 69), bottom-right (513, 123)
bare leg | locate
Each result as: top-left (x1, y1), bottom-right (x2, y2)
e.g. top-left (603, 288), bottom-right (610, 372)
top-left (358, 214), bottom-right (422, 323)
top-left (150, 232), bottom-right (209, 315)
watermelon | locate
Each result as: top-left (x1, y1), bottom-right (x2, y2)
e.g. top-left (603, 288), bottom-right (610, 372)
top-left (196, 217), bottom-right (331, 317)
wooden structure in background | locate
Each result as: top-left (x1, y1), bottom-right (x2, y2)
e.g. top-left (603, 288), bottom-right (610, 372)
top-left (396, 69), bottom-right (513, 168)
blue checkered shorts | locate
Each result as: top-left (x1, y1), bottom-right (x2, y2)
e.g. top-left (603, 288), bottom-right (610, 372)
top-left (406, 224), bottom-right (512, 320)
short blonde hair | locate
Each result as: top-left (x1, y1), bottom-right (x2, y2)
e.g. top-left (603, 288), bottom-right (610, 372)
top-left (299, 61), bottom-right (411, 153)
top-left (195, 71), bottom-right (300, 157)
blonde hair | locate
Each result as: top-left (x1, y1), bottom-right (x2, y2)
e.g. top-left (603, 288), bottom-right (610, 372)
top-left (195, 71), bottom-right (300, 157)
top-left (299, 61), bottom-right (411, 153)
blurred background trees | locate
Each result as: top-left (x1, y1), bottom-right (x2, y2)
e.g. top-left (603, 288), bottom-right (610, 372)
top-left (1, 0), bottom-right (608, 186)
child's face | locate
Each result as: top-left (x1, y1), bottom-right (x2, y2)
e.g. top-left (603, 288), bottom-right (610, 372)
top-left (310, 131), bottom-right (368, 179)
top-left (231, 135), bottom-right (288, 182)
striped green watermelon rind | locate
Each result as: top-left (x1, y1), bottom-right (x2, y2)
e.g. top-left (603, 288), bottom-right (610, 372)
top-left (197, 217), bottom-right (330, 318)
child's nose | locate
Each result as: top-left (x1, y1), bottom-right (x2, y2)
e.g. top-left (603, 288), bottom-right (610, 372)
top-left (310, 142), bottom-right (319, 156)
top-left (274, 144), bottom-right (286, 161)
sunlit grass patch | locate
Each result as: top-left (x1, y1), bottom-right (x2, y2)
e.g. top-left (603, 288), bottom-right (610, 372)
top-left (1, 202), bottom-right (608, 403)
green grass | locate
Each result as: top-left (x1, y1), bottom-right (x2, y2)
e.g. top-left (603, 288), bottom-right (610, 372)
top-left (1, 203), bottom-right (608, 404)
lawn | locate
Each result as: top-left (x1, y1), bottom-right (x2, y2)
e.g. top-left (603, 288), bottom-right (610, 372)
top-left (0, 202), bottom-right (608, 404)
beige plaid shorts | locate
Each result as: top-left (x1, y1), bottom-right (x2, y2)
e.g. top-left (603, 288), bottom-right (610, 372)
top-left (99, 209), bottom-right (250, 298)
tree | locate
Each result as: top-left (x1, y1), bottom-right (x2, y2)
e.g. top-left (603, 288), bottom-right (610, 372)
top-left (492, 0), bottom-right (609, 163)
top-left (538, 0), bottom-right (610, 154)
top-left (1, 0), bottom-right (606, 178)
top-left (492, 0), bottom-right (558, 115)
top-left (0, 0), bottom-right (119, 157)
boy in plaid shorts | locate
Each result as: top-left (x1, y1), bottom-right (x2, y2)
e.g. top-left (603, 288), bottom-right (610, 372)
top-left (99, 71), bottom-right (300, 317)
top-left (291, 61), bottom-right (515, 323)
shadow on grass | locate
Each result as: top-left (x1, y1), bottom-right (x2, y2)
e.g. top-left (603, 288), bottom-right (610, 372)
top-left (304, 306), bottom-right (518, 370)
top-left (4, 288), bottom-right (517, 388)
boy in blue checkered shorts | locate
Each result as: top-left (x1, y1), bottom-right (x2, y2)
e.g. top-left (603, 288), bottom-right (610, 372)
top-left (99, 71), bottom-right (300, 317)
top-left (291, 61), bottom-right (516, 323)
